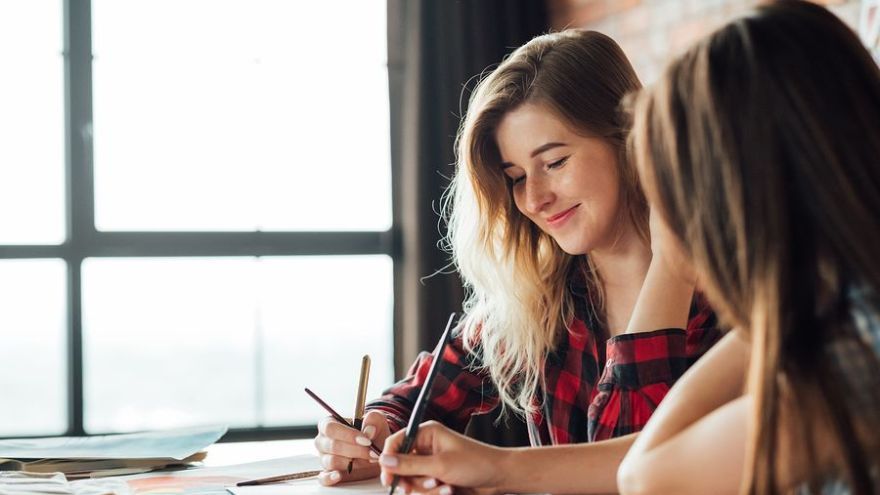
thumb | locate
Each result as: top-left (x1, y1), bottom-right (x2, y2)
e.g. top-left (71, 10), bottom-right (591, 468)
top-left (361, 410), bottom-right (390, 441)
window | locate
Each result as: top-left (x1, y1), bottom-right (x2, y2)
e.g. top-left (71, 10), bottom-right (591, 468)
top-left (0, 0), bottom-right (394, 439)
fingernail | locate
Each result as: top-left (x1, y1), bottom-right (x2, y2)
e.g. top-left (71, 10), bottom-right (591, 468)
top-left (379, 454), bottom-right (398, 467)
top-left (370, 450), bottom-right (380, 459)
top-left (363, 425), bottom-right (376, 439)
top-left (439, 485), bottom-right (452, 495)
top-left (355, 436), bottom-right (372, 446)
top-left (329, 471), bottom-right (341, 482)
top-left (423, 478), bottom-right (437, 489)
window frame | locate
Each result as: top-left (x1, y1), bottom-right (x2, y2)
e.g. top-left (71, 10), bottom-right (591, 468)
top-left (0, 0), bottom-right (399, 441)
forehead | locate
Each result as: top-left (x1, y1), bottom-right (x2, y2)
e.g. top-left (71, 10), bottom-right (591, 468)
top-left (495, 102), bottom-right (576, 160)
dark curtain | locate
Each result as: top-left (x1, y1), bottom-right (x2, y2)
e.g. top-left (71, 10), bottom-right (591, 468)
top-left (387, 0), bottom-right (548, 447)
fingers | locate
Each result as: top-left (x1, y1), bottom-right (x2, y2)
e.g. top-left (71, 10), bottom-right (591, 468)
top-left (318, 470), bottom-right (343, 486)
top-left (319, 416), bottom-right (372, 446)
top-left (379, 473), bottom-right (454, 495)
top-left (402, 476), bottom-right (455, 495)
top-left (315, 435), bottom-right (377, 460)
top-left (383, 427), bottom-right (407, 455)
top-left (379, 450), bottom-right (443, 478)
top-left (383, 420), bottom-right (447, 456)
top-left (362, 410), bottom-right (391, 442)
top-left (321, 454), bottom-right (373, 472)
top-left (315, 417), bottom-right (378, 461)
top-left (318, 463), bottom-right (381, 486)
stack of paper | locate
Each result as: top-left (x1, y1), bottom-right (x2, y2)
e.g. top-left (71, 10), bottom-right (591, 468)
top-left (0, 425), bottom-right (227, 480)
top-left (0, 471), bottom-right (129, 494)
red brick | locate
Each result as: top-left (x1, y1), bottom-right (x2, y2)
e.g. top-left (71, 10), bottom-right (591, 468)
top-left (669, 18), bottom-right (717, 54)
top-left (618, 5), bottom-right (650, 35)
top-left (607, 0), bottom-right (642, 16)
top-left (571, 0), bottom-right (610, 25)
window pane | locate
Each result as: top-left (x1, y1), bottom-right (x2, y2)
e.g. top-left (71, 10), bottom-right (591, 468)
top-left (0, 259), bottom-right (67, 436)
top-left (82, 256), bottom-right (393, 433)
top-left (92, 0), bottom-right (391, 232)
top-left (0, 1), bottom-right (65, 245)
top-left (258, 256), bottom-right (393, 425)
top-left (82, 258), bottom-right (259, 433)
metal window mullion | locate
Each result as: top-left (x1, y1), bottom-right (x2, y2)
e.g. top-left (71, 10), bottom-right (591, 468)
top-left (52, 0), bottom-right (398, 440)
top-left (64, 0), bottom-right (94, 436)
top-left (87, 231), bottom-right (392, 257)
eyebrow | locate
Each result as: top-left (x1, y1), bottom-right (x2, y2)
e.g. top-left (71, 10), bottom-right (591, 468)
top-left (501, 142), bottom-right (568, 169)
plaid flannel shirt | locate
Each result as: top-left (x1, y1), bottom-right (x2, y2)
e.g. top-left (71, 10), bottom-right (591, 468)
top-left (366, 281), bottom-right (721, 446)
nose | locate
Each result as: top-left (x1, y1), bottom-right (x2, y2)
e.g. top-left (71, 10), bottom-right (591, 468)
top-left (521, 175), bottom-right (555, 216)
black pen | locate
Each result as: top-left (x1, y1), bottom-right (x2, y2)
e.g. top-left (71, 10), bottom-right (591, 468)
top-left (387, 312), bottom-right (456, 495)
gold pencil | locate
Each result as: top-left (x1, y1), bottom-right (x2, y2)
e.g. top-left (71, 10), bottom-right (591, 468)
top-left (348, 354), bottom-right (371, 473)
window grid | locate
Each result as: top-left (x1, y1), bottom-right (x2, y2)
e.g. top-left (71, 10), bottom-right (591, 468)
top-left (0, 0), bottom-right (397, 440)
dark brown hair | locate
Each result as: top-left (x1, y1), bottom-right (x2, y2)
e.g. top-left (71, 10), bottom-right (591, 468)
top-left (630, 0), bottom-right (880, 492)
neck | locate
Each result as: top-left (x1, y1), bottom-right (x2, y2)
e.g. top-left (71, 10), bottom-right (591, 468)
top-left (589, 221), bottom-right (652, 286)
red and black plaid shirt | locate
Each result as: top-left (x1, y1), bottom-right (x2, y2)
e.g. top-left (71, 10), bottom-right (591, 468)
top-left (367, 280), bottom-right (721, 445)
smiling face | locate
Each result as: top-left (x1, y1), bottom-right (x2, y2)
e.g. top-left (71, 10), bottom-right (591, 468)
top-left (496, 102), bottom-right (624, 255)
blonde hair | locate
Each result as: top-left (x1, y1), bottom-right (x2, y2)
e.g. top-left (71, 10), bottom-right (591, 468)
top-left (444, 30), bottom-right (646, 415)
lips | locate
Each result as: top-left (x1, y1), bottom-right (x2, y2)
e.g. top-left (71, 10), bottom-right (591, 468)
top-left (546, 204), bottom-right (580, 227)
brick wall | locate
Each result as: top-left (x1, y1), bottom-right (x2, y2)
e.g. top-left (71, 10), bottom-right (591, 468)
top-left (548, 0), bottom-right (863, 83)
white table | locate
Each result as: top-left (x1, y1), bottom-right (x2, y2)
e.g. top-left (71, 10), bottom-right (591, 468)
top-left (204, 439), bottom-right (316, 467)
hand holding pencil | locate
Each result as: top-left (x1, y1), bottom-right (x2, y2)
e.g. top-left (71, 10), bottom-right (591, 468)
top-left (379, 421), bottom-right (504, 495)
top-left (313, 356), bottom-right (391, 486)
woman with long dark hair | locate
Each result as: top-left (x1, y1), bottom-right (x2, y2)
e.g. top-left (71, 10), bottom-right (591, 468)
top-left (617, 1), bottom-right (880, 492)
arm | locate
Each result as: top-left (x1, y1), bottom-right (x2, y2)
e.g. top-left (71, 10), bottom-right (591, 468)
top-left (625, 206), bottom-right (697, 335)
top-left (624, 253), bottom-right (695, 334)
top-left (618, 329), bottom-right (851, 494)
top-left (497, 433), bottom-right (636, 494)
top-left (589, 295), bottom-right (722, 441)
top-left (380, 421), bottom-right (637, 495)
top-left (382, 333), bottom-right (747, 495)
top-left (588, 207), bottom-right (722, 441)
top-left (365, 332), bottom-right (498, 433)
top-left (617, 330), bottom-right (751, 494)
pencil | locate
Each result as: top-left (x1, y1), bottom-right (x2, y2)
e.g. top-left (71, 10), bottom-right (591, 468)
top-left (235, 469), bottom-right (321, 486)
top-left (387, 312), bottom-right (457, 495)
top-left (349, 354), bottom-right (372, 473)
top-left (304, 387), bottom-right (383, 456)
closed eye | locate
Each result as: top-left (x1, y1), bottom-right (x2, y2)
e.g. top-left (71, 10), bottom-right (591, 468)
top-left (547, 156), bottom-right (569, 170)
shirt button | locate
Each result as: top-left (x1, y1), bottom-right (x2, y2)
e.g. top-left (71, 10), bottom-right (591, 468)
top-left (606, 359), bottom-right (613, 366)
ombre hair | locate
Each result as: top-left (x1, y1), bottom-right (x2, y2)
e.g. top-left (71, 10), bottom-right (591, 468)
top-left (445, 30), bottom-right (647, 415)
top-left (630, 1), bottom-right (880, 492)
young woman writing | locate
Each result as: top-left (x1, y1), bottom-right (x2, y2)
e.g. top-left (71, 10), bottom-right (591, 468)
top-left (316, 30), bottom-right (721, 492)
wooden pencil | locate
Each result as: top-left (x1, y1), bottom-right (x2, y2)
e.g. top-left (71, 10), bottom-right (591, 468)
top-left (235, 469), bottom-right (322, 486)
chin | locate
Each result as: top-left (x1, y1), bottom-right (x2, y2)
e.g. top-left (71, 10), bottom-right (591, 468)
top-left (554, 237), bottom-right (592, 256)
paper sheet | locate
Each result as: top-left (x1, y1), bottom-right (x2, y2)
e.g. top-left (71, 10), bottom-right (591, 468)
top-left (71, 455), bottom-right (324, 495)
top-left (0, 426), bottom-right (228, 461)
top-left (227, 478), bottom-right (385, 495)
top-left (0, 471), bottom-right (128, 495)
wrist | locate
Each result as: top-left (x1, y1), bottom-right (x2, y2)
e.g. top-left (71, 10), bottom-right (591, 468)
top-left (491, 447), bottom-right (519, 495)
top-left (650, 250), bottom-right (697, 287)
